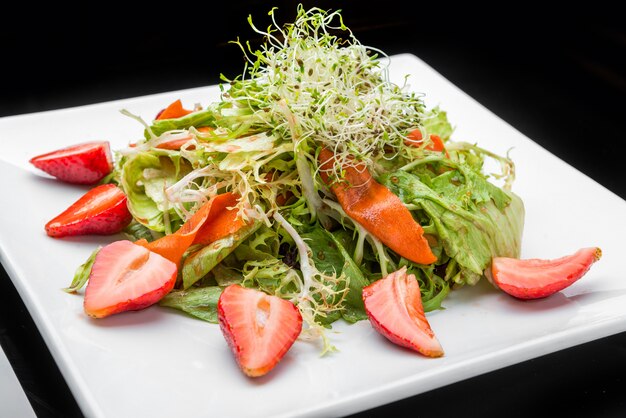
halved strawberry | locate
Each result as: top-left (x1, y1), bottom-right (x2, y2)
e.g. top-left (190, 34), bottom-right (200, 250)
top-left (30, 141), bottom-right (113, 184)
top-left (218, 284), bottom-right (302, 377)
top-left (362, 266), bottom-right (444, 357)
top-left (45, 184), bottom-right (132, 237)
top-left (489, 247), bottom-right (602, 299)
top-left (84, 240), bottom-right (177, 318)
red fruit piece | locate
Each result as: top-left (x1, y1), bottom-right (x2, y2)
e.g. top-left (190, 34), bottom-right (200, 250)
top-left (45, 184), bottom-right (132, 237)
top-left (362, 266), bottom-right (444, 357)
top-left (29, 141), bottom-right (113, 184)
top-left (218, 284), bottom-right (302, 377)
top-left (84, 240), bottom-right (178, 318)
top-left (490, 247), bottom-right (602, 300)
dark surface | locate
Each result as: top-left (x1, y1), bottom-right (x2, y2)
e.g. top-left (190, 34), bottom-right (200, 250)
top-left (1, 3), bottom-right (625, 417)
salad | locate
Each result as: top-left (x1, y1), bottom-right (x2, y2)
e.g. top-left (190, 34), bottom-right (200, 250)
top-left (30, 5), bottom-right (601, 377)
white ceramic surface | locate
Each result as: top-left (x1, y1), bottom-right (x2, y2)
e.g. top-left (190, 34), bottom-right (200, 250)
top-left (1, 54), bottom-right (625, 418)
top-left (0, 345), bottom-right (37, 418)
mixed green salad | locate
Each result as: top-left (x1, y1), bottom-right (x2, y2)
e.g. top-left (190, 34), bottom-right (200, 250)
top-left (67, 5), bottom-right (525, 352)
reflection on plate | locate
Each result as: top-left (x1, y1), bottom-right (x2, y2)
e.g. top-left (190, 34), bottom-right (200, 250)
top-left (1, 54), bottom-right (625, 418)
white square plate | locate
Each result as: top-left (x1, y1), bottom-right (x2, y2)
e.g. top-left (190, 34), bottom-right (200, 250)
top-left (1, 53), bottom-right (625, 418)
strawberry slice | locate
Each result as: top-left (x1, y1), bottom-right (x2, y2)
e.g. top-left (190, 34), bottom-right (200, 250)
top-left (362, 266), bottom-right (444, 357)
top-left (45, 184), bottom-right (132, 237)
top-left (218, 284), bottom-right (302, 377)
top-left (30, 141), bottom-right (113, 184)
top-left (84, 240), bottom-right (178, 318)
top-left (489, 247), bottom-right (602, 299)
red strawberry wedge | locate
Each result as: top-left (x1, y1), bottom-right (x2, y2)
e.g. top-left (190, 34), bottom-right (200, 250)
top-left (362, 267), bottom-right (444, 357)
top-left (84, 240), bottom-right (178, 318)
top-left (489, 247), bottom-right (602, 300)
top-left (45, 184), bottom-right (132, 237)
top-left (30, 141), bottom-right (113, 184)
top-left (218, 285), bottom-right (302, 377)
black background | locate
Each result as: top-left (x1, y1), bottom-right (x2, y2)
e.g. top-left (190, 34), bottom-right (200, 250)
top-left (2, 2), bottom-right (625, 417)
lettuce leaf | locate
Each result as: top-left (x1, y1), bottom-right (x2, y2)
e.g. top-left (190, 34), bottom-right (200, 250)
top-left (120, 151), bottom-right (189, 232)
top-left (146, 103), bottom-right (264, 140)
top-left (63, 247), bottom-right (100, 293)
top-left (182, 221), bottom-right (262, 289)
top-left (123, 220), bottom-right (162, 242)
top-left (328, 233), bottom-right (370, 323)
top-left (423, 106), bottom-right (454, 141)
top-left (241, 258), bottom-right (298, 296)
top-left (381, 170), bottom-right (524, 285)
top-left (232, 224), bottom-right (281, 262)
top-left (147, 107), bottom-right (218, 138)
top-left (159, 286), bottom-right (222, 323)
top-left (302, 228), bottom-right (369, 323)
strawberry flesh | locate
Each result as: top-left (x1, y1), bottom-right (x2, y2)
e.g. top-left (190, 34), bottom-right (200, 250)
top-left (218, 284), bottom-right (302, 377)
top-left (45, 184), bottom-right (132, 237)
top-left (84, 240), bottom-right (178, 318)
top-left (490, 247), bottom-right (602, 299)
top-left (30, 141), bottom-right (113, 184)
top-left (362, 267), bottom-right (444, 357)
